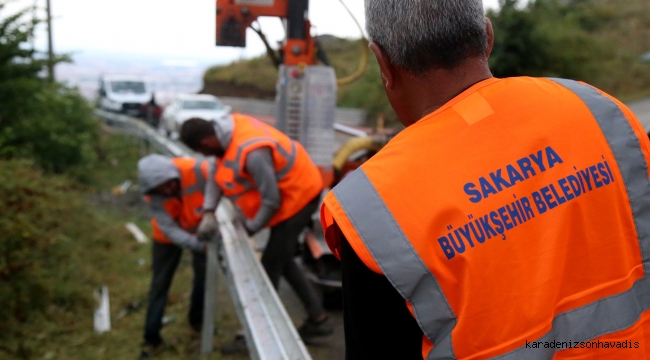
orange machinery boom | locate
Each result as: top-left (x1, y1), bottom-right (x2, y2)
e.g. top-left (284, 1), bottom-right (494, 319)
top-left (216, 0), bottom-right (316, 66)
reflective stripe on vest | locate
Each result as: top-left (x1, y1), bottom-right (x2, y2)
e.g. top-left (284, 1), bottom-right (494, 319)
top-left (330, 79), bottom-right (650, 359)
top-left (333, 170), bottom-right (458, 358)
top-left (183, 159), bottom-right (208, 196)
top-left (222, 137), bottom-right (298, 194)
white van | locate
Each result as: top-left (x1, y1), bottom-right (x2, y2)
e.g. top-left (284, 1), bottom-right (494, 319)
top-left (98, 75), bottom-right (153, 117)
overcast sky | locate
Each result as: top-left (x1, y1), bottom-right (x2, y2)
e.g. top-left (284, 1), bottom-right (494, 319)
top-left (4, 0), bottom-right (501, 64)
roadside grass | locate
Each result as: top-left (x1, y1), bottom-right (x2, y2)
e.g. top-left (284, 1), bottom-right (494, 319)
top-left (0, 130), bottom-right (247, 360)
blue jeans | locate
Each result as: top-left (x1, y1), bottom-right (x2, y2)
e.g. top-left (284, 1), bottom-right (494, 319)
top-left (143, 241), bottom-right (206, 346)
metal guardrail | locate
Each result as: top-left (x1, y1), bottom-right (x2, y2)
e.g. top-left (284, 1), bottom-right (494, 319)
top-left (94, 109), bottom-right (312, 360)
top-left (217, 201), bottom-right (311, 360)
top-left (96, 109), bottom-right (190, 157)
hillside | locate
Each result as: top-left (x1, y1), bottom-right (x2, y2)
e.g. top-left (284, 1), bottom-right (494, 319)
top-left (587, 0), bottom-right (650, 99)
top-left (202, 0), bottom-right (650, 125)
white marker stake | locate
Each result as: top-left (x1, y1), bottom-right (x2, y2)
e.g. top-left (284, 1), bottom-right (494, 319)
top-left (125, 222), bottom-right (149, 244)
top-left (94, 286), bottom-right (111, 334)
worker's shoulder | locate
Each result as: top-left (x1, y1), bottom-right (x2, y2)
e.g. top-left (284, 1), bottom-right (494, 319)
top-left (473, 76), bottom-right (586, 97)
top-left (233, 112), bottom-right (276, 127)
top-left (355, 129), bottom-right (423, 175)
top-left (453, 76), bottom-right (631, 122)
top-left (171, 156), bottom-right (201, 169)
top-left (490, 76), bottom-right (628, 106)
top-left (500, 77), bottom-right (636, 120)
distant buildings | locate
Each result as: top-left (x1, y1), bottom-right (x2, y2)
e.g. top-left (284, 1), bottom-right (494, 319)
top-left (57, 52), bottom-right (213, 104)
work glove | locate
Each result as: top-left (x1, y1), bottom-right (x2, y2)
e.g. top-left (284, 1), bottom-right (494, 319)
top-left (233, 207), bottom-right (255, 237)
top-left (198, 212), bottom-right (218, 242)
top-left (243, 221), bottom-right (256, 237)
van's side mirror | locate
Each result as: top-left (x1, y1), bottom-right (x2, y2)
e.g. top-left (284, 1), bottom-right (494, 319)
top-left (224, 105), bottom-right (232, 113)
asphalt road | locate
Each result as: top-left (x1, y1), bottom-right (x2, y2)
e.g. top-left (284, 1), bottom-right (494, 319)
top-left (629, 97), bottom-right (650, 132)
top-left (278, 280), bottom-right (345, 360)
top-left (250, 230), bottom-right (345, 360)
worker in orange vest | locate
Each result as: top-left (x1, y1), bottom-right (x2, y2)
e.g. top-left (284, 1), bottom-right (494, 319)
top-left (137, 154), bottom-right (211, 359)
top-left (179, 115), bottom-right (333, 352)
top-left (320, 1), bottom-right (650, 359)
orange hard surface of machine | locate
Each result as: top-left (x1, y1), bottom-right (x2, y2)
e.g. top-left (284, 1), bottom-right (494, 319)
top-left (216, 0), bottom-right (317, 66)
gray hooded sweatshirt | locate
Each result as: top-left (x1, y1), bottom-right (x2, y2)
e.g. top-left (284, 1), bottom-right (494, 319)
top-left (203, 116), bottom-right (281, 233)
top-left (138, 154), bottom-right (204, 252)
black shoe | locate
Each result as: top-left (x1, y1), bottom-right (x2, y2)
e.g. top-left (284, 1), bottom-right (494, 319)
top-left (298, 316), bottom-right (334, 339)
top-left (189, 321), bottom-right (202, 333)
top-left (220, 334), bottom-right (248, 355)
top-left (138, 342), bottom-right (160, 360)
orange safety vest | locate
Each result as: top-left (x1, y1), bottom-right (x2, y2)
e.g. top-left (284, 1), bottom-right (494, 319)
top-left (321, 77), bottom-right (650, 359)
top-left (149, 157), bottom-right (208, 244)
top-left (216, 113), bottom-right (323, 227)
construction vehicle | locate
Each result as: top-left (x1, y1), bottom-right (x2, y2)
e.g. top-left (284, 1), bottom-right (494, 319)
top-left (215, 0), bottom-right (393, 304)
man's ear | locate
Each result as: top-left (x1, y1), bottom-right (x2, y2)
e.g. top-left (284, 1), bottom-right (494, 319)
top-left (369, 42), bottom-right (395, 90)
top-left (197, 135), bottom-right (223, 156)
top-left (197, 137), bottom-right (213, 153)
top-left (198, 137), bottom-right (210, 148)
top-left (485, 18), bottom-right (494, 59)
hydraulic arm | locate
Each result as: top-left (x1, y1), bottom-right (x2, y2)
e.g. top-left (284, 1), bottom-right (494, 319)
top-left (216, 0), bottom-right (316, 66)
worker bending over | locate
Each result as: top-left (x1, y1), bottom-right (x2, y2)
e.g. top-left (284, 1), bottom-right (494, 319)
top-left (137, 154), bottom-right (211, 360)
top-left (179, 115), bottom-right (333, 347)
top-left (320, 0), bottom-right (650, 359)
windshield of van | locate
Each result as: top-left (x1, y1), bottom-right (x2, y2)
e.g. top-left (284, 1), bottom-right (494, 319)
top-left (110, 81), bottom-right (146, 94)
top-left (182, 100), bottom-right (223, 110)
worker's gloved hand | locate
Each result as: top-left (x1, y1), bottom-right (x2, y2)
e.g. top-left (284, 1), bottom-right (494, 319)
top-left (233, 207), bottom-right (255, 237)
top-left (198, 212), bottom-right (218, 242)
top-left (243, 220), bottom-right (256, 237)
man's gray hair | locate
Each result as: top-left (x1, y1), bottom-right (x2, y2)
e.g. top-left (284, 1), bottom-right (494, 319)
top-left (365, 0), bottom-right (487, 74)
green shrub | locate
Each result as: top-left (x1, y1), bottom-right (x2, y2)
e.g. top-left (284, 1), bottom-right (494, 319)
top-left (0, 84), bottom-right (99, 176)
top-left (489, 0), bottom-right (609, 79)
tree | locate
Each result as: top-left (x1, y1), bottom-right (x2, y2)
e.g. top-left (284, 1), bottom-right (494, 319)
top-left (488, 0), bottom-right (612, 82)
top-left (0, 1), bottom-right (97, 177)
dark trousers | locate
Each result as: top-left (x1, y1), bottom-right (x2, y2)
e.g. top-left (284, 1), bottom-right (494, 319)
top-left (261, 195), bottom-right (325, 320)
top-left (143, 241), bottom-right (206, 346)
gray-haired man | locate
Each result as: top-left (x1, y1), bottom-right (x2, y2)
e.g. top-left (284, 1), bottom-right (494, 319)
top-left (321, 1), bottom-right (650, 359)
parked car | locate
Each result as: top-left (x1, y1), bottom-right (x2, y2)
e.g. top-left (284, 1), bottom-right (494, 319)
top-left (161, 94), bottom-right (231, 136)
top-left (98, 75), bottom-right (153, 117)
